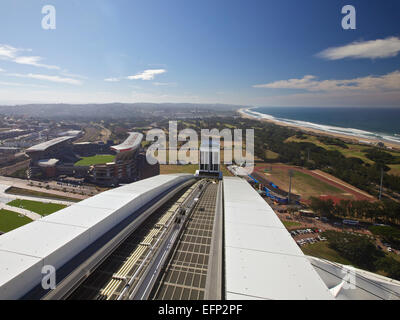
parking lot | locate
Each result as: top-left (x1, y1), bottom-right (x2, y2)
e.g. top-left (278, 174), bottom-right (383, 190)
top-left (290, 228), bottom-right (327, 247)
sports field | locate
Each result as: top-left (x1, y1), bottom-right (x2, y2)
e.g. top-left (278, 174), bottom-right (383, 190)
top-left (75, 155), bottom-right (115, 166)
top-left (259, 166), bottom-right (353, 200)
top-left (7, 199), bottom-right (67, 216)
top-left (0, 209), bottom-right (33, 233)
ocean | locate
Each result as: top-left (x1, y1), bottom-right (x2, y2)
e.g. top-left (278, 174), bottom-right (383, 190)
top-left (243, 107), bottom-right (400, 144)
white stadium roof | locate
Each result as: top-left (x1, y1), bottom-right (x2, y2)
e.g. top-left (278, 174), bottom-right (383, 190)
top-left (223, 177), bottom-right (333, 300)
top-left (0, 174), bottom-right (193, 299)
top-left (1, 172), bottom-right (399, 300)
top-left (26, 136), bottom-right (73, 152)
top-left (111, 132), bottom-right (143, 153)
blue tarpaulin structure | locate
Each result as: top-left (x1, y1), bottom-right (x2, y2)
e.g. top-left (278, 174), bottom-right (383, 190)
top-left (264, 187), bottom-right (288, 204)
top-left (269, 182), bottom-right (279, 189)
top-left (248, 175), bottom-right (259, 184)
top-left (248, 175), bottom-right (294, 205)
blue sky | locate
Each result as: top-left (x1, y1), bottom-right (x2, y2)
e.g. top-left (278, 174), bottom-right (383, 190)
top-left (0, 0), bottom-right (399, 106)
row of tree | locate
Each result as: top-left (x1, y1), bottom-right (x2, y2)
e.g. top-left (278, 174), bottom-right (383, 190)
top-left (324, 230), bottom-right (400, 280)
top-left (309, 197), bottom-right (400, 225)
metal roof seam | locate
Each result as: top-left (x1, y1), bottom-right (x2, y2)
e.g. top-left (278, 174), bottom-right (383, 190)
top-left (224, 245), bottom-right (312, 258)
top-left (0, 249), bottom-right (43, 260)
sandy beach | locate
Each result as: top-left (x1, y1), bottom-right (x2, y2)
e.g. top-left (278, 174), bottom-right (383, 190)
top-left (238, 108), bottom-right (400, 151)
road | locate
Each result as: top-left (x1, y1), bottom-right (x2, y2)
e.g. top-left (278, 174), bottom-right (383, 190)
top-left (0, 176), bottom-right (93, 200)
top-left (0, 183), bottom-right (74, 206)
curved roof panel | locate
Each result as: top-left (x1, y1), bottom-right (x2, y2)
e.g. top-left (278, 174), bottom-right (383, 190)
top-left (26, 136), bottom-right (73, 153)
top-left (111, 132), bottom-right (143, 153)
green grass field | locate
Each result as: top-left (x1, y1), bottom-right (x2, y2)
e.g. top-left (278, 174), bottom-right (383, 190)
top-left (75, 154), bottom-right (115, 166)
top-left (265, 150), bottom-right (279, 160)
top-left (159, 164), bottom-right (233, 176)
top-left (301, 241), bottom-right (352, 265)
top-left (286, 134), bottom-right (400, 166)
top-left (0, 209), bottom-right (33, 233)
top-left (389, 164), bottom-right (400, 176)
top-left (160, 164), bottom-right (198, 174)
top-left (286, 135), bottom-right (338, 151)
top-left (264, 167), bottom-right (349, 200)
top-left (294, 170), bottom-right (344, 193)
top-left (282, 221), bottom-right (302, 229)
top-left (7, 199), bottom-right (67, 216)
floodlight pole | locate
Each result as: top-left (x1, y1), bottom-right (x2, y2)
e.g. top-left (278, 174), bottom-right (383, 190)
top-left (288, 169), bottom-right (293, 204)
top-left (379, 167), bottom-right (383, 201)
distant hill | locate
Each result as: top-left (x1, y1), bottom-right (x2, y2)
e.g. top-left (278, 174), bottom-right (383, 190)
top-left (0, 103), bottom-right (241, 120)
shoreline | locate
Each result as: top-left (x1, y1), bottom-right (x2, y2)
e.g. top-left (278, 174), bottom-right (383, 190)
top-left (238, 108), bottom-right (400, 151)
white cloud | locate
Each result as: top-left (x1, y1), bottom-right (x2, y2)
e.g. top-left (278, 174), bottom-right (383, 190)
top-left (253, 71), bottom-right (400, 92)
top-left (13, 56), bottom-right (59, 70)
top-left (152, 82), bottom-right (177, 86)
top-left (126, 69), bottom-right (166, 80)
top-left (104, 77), bottom-right (120, 82)
top-left (251, 70), bottom-right (400, 107)
top-left (0, 44), bottom-right (60, 70)
top-left (60, 71), bottom-right (88, 80)
top-left (0, 44), bottom-right (18, 59)
top-left (254, 75), bottom-right (317, 90)
top-left (0, 81), bottom-right (48, 88)
top-left (246, 90), bottom-right (400, 107)
top-left (7, 73), bottom-right (82, 85)
top-left (104, 69), bottom-right (167, 82)
top-left (317, 37), bottom-right (400, 60)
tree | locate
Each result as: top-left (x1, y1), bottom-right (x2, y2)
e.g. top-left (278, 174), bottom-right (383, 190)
top-left (324, 231), bottom-right (384, 271)
top-left (309, 197), bottom-right (334, 218)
